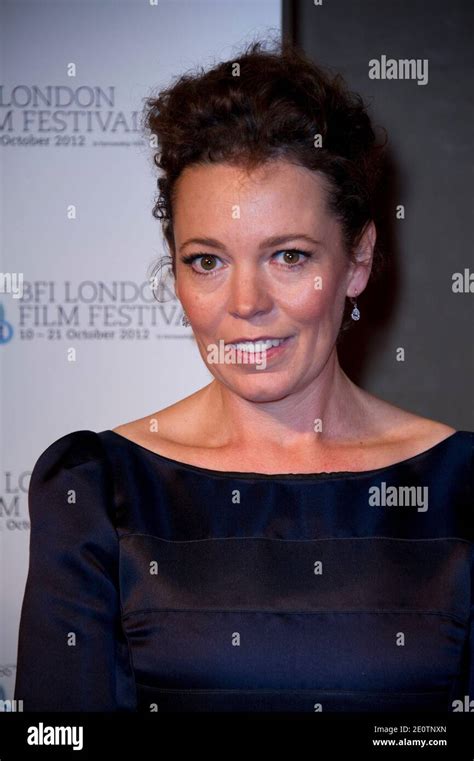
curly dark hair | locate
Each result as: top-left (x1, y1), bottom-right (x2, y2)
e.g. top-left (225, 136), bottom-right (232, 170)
top-left (142, 36), bottom-right (387, 329)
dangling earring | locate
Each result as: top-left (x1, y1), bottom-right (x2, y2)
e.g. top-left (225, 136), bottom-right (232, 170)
top-left (181, 312), bottom-right (190, 327)
top-left (350, 295), bottom-right (360, 321)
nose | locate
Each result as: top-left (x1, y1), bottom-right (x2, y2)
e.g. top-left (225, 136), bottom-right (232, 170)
top-left (227, 265), bottom-right (273, 320)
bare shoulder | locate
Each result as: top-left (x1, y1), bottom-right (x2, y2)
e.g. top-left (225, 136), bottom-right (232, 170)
top-left (111, 386), bottom-right (212, 457)
top-left (359, 389), bottom-right (457, 455)
top-left (110, 382), bottom-right (458, 470)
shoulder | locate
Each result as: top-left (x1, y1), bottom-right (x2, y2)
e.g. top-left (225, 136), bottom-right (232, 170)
top-left (359, 392), bottom-right (473, 471)
top-left (388, 416), bottom-right (458, 453)
top-left (26, 430), bottom-right (120, 550)
top-left (110, 389), bottom-right (212, 456)
top-left (109, 385), bottom-right (473, 471)
top-left (357, 390), bottom-right (457, 448)
top-left (24, 431), bottom-right (122, 632)
top-left (30, 429), bottom-right (107, 483)
top-left (28, 430), bottom-right (115, 526)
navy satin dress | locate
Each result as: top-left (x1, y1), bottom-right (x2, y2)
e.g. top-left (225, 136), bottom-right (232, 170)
top-left (15, 428), bottom-right (474, 712)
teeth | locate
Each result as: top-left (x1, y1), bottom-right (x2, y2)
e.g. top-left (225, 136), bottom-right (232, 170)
top-left (229, 338), bottom-right (286, 353)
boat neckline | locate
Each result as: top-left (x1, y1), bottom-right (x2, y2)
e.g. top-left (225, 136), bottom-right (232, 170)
top-left (104, 429), bottom-right (465, 481)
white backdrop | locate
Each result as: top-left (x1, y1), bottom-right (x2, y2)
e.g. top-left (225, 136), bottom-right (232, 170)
top-left (0, 0), bottom-right (280, 703)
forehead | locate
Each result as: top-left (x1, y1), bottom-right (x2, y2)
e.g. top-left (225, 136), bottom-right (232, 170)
top-left (172, 160), bottom-right (334, 241)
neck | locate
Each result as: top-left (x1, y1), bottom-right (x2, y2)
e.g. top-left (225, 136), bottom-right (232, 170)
top-left (202, 349), bottom-right (371, 452)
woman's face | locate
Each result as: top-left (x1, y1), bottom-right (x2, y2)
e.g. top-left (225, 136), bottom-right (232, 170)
top-left (173, 159), bottom-right (373, 402)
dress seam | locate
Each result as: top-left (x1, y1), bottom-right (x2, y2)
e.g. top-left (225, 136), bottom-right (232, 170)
top-left (118, 533), bottom-right (473, 545)
top-left (134, 684), bottom-right (448, 696)
top-left (121, 607), bottom-right (468, 626)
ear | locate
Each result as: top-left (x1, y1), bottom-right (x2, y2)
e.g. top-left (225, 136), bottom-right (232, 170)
top-left (346, 220), bottom-right (376, 298)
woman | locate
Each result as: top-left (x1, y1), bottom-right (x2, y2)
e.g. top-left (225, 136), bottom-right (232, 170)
top-left (15, 39), bottom-right (473, 713)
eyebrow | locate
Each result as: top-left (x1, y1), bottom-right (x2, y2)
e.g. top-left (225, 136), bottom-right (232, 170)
top-left (178, 233), bottom-right (324, 253)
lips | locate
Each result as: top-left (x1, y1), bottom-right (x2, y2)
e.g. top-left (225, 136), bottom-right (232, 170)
top-left (225, 337), bottom-right (290, 352)
top-left (225, 335), bottom-right (289, 345)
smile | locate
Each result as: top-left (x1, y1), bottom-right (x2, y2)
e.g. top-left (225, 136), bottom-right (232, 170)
top-left (225, 336), bottom-right (291, 353)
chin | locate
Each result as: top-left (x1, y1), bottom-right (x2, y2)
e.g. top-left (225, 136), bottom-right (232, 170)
top-left (222, 373), bottom-right (297, 403)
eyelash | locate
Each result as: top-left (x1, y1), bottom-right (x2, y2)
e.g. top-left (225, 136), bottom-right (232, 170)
top-left (180, 249), bottom-right (314, 277)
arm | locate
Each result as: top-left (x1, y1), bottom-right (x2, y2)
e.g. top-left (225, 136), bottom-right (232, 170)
top-left (14, 430), bottom-right (137, 711)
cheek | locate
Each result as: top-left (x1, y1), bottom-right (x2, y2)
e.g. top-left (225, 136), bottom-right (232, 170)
top-left (284, 278), bottom-right (342, 324)
top-left (182, 291), bottom-right (218, 329)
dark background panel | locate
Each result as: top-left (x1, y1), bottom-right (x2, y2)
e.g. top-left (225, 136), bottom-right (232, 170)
top-left (282, 0), bottom-right (473, 429)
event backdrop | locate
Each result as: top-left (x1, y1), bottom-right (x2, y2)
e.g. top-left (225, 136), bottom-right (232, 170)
top-left (0, 0), bottom-right (280, 704)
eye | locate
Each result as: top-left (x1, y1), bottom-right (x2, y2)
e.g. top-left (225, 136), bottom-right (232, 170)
top-left (272, 249), bottom-right (313, 268)
top-left (180, 248), bottom-right (313, 277)
top-left (180, 253), bottom-right (224, 277)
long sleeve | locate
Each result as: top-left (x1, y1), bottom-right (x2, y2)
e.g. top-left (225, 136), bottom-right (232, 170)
top-left (14, 430), bottom-right (137, 711)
